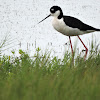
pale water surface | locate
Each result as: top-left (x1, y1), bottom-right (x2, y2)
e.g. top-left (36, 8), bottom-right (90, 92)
top-left (0, 0), bottom-right (100, 58)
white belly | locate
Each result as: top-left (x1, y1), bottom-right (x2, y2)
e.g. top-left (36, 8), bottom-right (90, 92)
top-left (52, 18), bottom-right (91, 36)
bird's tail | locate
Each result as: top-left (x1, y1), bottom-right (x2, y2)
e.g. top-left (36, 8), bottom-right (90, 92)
top-left (95, 28), bottom-right (100, 31)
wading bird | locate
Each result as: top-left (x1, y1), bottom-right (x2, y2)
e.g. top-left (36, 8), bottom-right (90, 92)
top-left (39, 6), bottom-right (100, 60)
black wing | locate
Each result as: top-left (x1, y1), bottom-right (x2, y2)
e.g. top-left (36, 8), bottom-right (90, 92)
top-left (63, 16), bottom-right (100, 31)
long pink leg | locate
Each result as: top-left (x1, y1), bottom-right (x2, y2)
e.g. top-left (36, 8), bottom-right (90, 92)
top-left (69, 36), bottom-right (73, 55)
top-left (77, 36), bottom-right (88, 60)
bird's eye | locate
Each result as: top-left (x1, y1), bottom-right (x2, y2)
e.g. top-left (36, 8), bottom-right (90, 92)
top-left (50, 8), bottom-right (55, 13)
top-left (51, 9), bottom-right (54, 11)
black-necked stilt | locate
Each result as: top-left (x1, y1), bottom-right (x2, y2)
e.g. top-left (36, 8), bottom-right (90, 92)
top-left (39, 6), bottom-right (100, 59)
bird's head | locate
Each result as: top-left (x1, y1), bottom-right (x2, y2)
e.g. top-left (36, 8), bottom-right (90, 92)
top-left (38, 6), bottom-right (63, 24)
top-left (50, 6), bottom-right (63, 19)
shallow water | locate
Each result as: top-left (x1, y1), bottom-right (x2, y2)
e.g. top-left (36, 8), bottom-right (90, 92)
top-left (0, 0), bottom-right (100, 58)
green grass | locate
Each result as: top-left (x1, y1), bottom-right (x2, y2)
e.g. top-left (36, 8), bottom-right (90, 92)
top-left (0, 48), bottom-right (100, 100)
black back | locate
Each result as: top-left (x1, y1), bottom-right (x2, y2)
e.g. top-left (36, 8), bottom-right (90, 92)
top-left (63, 16), bottom-right (100, 31)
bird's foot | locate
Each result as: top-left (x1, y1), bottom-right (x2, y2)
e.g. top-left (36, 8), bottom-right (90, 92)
top-left (84, 48), bottom-right (88, 60)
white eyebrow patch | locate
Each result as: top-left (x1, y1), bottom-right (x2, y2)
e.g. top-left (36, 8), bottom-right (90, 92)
top-left (51, 9), bottom-right (54, 11)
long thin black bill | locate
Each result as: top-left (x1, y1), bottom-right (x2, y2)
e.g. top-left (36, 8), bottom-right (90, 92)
top-left (38, 14), bottom-right (51, 24)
